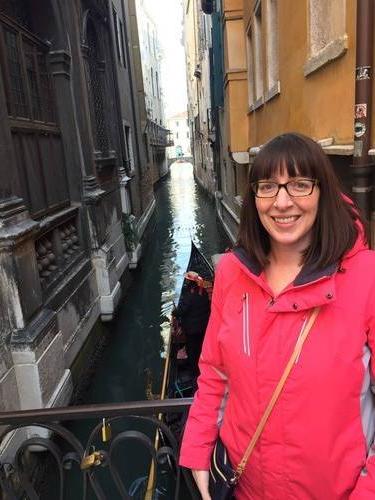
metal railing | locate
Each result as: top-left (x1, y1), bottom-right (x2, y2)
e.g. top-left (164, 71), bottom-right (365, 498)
top-left (0, 398), bottom-right (197, 499)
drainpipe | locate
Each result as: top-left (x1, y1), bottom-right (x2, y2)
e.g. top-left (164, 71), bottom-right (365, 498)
top-left (351, 0), bottom-right (374, 224)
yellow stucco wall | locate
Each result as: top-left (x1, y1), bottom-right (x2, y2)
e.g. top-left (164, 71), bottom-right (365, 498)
top-left (243, 0), bottom-right (357, 147)
top-left (223, 0), bottom-right (249, 152)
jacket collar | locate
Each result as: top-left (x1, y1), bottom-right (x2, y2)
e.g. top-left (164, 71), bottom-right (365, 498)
top-left (231, 247), bottom-right (338, 312)
top-left (232, 246), bottom-right (338, 287)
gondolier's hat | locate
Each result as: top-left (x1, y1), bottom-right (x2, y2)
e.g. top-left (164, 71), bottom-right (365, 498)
top-left (184, 271), bottom-right (201, 282)
top-left (184, 271), bottom-right (212, 290)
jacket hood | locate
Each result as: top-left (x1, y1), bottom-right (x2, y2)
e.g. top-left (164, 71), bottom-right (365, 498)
top-left (341, 193), bottom-right (368, 263)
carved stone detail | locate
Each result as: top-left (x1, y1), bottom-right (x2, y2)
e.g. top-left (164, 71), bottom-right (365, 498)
top-left (36, 234), bottom-right (58, 287)
top-left (60, 221), bottom-right (81, 261)
top-left (35, 216), bottom-right (83, 292)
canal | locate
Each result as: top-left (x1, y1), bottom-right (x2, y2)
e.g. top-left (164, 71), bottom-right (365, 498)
top-left (66, 162), bottom-right (230, 498)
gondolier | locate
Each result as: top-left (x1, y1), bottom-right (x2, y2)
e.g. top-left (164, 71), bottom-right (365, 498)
top-left (173, 271), bottom-right (211, 378)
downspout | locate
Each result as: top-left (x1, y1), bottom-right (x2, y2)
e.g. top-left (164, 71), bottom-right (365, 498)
top-left (351, 0), bottom-right (374, 230)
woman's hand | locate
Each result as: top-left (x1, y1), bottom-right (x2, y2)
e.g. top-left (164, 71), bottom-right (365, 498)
top-left (192, 469), bottom-right (211, 500)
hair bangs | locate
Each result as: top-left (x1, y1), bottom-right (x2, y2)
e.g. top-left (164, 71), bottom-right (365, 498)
top-left (250, 134), bottom-right (316, 182)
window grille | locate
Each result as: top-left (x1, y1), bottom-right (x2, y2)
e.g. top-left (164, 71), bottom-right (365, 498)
top-left (0, 11), bottom-right (69, 218)
top-left (87, 20), bottom-right (109, 154)
top-left (0, 16), bottom-right (56, 123)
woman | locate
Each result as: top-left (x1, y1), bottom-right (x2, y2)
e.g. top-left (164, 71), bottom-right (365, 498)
top-left (179, 133), bottom-right (375, 499)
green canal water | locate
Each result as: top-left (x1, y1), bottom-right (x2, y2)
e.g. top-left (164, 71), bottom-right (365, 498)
top-left (63, 163), bottom-right (230, 499)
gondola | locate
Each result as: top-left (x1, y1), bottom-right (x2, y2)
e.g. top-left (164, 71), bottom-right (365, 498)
top-left (143, 242), bottom-right (214, 499)
top-left (165, 241), bottom-right (214, 438)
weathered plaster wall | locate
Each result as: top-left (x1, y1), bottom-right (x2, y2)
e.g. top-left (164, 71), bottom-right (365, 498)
top-left (244, 0), bottom-right (356, 146)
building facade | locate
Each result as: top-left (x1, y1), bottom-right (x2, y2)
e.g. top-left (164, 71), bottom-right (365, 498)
top-left (0, 0), bottom-right (154, 426)
top-left (198, 0), bottom-right (375, 245)
top-left (184, 0), bottom-right (217, 196)
top-left (135, 0), bottom-right (170, 184)
top-left (167, 111), bottom-right (191, 159)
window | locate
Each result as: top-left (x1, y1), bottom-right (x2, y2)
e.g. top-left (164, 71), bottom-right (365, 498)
top-left (187, 131), bottom-right (189, 138)
top-left (123, 124), bottom-right (135, 172)
top-left (0, 10), bottom-right (69, 218)
top-left (155, 70), bottom-right (159, 98)
top-left (119, 21), bottom-right (127, 68)
top-left (176, 131), bottom-right (179, 139)
top-left (113, 8), bottom-right (126, 67)
top-left (176, 121), bottom-right (179, 127)
top-left (265, 0), bottom-right (280, 101)
top-left (253, 3), bottom-right (263, 103)
top-left (87, 19), bottom-right (110, 154)
top-left (150, 67), bottom-right (154, 96)
top-left (1, 21), bottom-right (56, 122)
top-left (233, 161), bottom-right (249, 199)
top-left (113, 9), bottom-right (120, 61)
top-left (246, 1), bottom-right (263, 110)
top-left (147, 23), bottom-right (151, 52)
top-left (305, 0), bottom-right (347, 76)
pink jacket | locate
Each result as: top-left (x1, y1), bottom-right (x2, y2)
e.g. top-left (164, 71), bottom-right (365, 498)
top-left (179, 237), bottom-right (375, 499)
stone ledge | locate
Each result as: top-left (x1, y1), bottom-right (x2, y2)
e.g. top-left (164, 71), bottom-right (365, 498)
top-left (11, 308), bottom-right (57, 354)
top-left (322, 144), bottom-right (353, 155)
top-left (63, 297), bottom-right (100, 367)
top-left (137, 197), bottom-right (156, 241)
top-left (304, 35), bottom-right (348, 77)
top-left (100, 281), bottom-right (122, 322)
top-left (128, 243), bottom-right (142, 270)
top-left (249, 96), bottom-right (264, 112)
top-left (265, 81), bottom-right (281, 103)
top-left (221, 199), bottom-right (240, 225)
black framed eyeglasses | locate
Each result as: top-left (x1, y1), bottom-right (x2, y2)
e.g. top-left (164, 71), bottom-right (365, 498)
top-left (251, 179), bottom-right (318, 198)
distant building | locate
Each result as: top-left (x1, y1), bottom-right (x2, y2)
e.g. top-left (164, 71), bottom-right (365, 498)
top-left (167, 112), bottom-right (191, 158)
top-left (135, 0), bottom-right (170, 182)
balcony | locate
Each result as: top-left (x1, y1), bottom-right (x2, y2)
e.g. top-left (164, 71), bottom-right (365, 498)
top-left (147, 120), bottom-right (172, 148)
top-left (0, 398), bottom-right (198, 499)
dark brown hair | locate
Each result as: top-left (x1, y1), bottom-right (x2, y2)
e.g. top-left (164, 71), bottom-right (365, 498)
top-left (237, 132), bottom-right (365, 270)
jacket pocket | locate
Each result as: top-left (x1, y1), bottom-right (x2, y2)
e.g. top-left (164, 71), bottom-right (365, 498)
top-left (242, 293), bottom-right (251, 356)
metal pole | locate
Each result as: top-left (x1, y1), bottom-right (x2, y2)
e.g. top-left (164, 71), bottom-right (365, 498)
top-left (351, 0), bottom-right (374, 222)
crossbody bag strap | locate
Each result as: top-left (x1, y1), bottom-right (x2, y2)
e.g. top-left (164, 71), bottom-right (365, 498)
top-left (235, 306), bottom-right (321, 479)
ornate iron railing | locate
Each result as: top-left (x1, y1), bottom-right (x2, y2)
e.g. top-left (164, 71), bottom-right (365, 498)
top-left (0, 398), bottom-right (198, 499)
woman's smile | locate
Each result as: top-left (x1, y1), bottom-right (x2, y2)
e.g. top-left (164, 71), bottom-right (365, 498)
top-left (270, 215), bottom-right (301, 225)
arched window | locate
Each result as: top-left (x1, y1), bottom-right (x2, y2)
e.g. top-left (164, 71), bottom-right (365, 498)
top-left (86, 18), bottom-right (109, 154)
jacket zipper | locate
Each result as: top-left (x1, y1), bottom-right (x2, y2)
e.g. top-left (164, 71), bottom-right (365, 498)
top-left (242, 293), bottom-right (250, 356)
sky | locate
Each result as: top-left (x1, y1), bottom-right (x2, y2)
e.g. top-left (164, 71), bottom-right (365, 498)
top-left (145, 0), bottom-right (188, 119)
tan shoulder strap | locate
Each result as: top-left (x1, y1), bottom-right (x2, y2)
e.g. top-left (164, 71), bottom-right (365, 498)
top-left (235, 306), bottom-right (320, 479)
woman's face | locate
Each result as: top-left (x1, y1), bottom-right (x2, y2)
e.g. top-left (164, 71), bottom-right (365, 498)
top-left (254, 169), bottom-right (320, 254)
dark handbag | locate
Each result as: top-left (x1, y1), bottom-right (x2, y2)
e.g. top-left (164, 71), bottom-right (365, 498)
top-left (208, 436), bottom-right (238, 499)
top-left (208, 307), bottom-right (320, 500)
